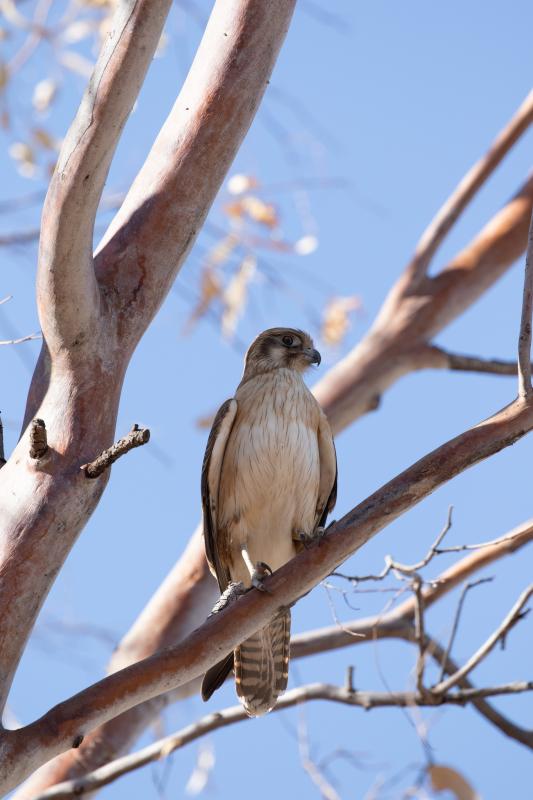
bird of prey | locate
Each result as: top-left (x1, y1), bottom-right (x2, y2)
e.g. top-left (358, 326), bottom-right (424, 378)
top-left (201, 327), bottom-right (337, 716)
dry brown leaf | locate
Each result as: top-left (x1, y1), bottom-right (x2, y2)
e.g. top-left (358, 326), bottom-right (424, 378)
top-left (205, 233), bottom-right (239, 268)
top-left (9, 141), bottom-right (36, 177)
top-left (183, 268), bottom-right (222, 334)
top-left (32, 127), bottom-right (58, 151)
top-left (224, 200), bottom-right (246, 222)
top-left (222, 255), bottom-right (256, 338)
top-left (224, 196), bottom-right (278, 228)
top-left (195, 411), bottom-right (217, 430)
top-left (429, 764), bottom-right (480, 800)
top-left (241, 195), bottom-right (278, 228)
top-left (0, 62), bottom-right (8, 92)
top-left (321, 295), bottom-right (361, 345)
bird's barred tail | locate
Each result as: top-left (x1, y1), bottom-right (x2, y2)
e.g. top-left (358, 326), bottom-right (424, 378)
top-left (234, 609), bottom-right (291, 717)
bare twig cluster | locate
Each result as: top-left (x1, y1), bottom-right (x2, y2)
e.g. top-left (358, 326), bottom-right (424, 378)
top-left (27, 518), bottom-right (533, 797)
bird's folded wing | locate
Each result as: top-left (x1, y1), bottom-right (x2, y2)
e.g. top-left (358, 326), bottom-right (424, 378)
top-left (201, 397), bottom-right (238, 591)
top-left (316, 410), bottom-right (338, 528)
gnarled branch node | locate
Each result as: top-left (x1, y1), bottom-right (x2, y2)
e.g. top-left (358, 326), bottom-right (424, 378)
top-left (29, 418), bottom-right (48, 460)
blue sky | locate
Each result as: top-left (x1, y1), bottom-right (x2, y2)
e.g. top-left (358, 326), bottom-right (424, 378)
top-left (1, 2), bottom-right (533, 798)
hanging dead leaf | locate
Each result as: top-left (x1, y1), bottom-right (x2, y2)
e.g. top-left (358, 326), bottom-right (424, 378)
top-left (224, 200), bottom-right (246, 222)
top-left (321, 295), bottom-right (361, 346)
top-left (9, 142), bottom-right (36, 178)
top-left (224, 196), bottom-right (278, 228)
top-left (183, 268), bottom-right (222, 334)
top-left (0, 110), bottom-right (9, 130)
top-left (195, 410), bottom-right (217, 430)
top-left (241, 195), bottom-right (278, 228)
top-left (32, 79), bottom-right (57, 112)
top-left (222, 255), bottom-right (256, 339)
top-left (32, 127), bottom-right (59, 151)
top-left (227, 174), bottom-right (258, 195)
top-left (0, 62), bottom-right (8, 92)
top-left (205, 233), bottom-right (239, 268)
top-left (429, 765), bottom-right (480, 800)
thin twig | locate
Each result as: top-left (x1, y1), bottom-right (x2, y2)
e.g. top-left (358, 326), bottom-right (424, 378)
top-left (423, 634), bottom-right (533, 751)
top-left (406, 89), bottom-right (533, 282)
top-left (426, 347), bottom-right (530, 376)
top-left (0, 230), bottom-right (41, 247)
top-left (0, 332), bottom-right (41, 346)
top-left (81, 425), bottom-right (150, 479)
top-left (29, 418), bottom-right (47, 459)
top-left (333, 507), bottom-right (453, 583)
top-left (437, 578), bottom-right (493, 684)
top-left (432, 585), bottom-right (533, 694)
top-left (297, 709), bottom-right (341, 800)
top-left (30, 681), bottom-right (533, 799)
top-left (518, 210), bottom-right (533, 398)
top-left (412, 577), bottom-right (426, 694)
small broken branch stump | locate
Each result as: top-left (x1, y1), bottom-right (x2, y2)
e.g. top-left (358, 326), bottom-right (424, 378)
top-left (81, 425), bottom-right (150, 479)
top-left (29, 419), bottom-right (48, 459)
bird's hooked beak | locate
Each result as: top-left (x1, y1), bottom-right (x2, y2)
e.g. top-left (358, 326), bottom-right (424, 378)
top-left (304, 347), bottom-right (321, 366)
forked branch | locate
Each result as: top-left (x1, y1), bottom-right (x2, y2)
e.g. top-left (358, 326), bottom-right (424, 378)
top-left (30, 680), bottom-right (533, 799)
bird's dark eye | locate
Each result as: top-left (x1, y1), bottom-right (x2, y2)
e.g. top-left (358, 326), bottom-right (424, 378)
top-left (282, 335), bottom-right (294, 347)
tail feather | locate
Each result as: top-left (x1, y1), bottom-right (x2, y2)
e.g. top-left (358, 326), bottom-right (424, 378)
top-left (201, 652), bottom-right (234, 701)
top-left (234, 610), bottom-right (290, 716)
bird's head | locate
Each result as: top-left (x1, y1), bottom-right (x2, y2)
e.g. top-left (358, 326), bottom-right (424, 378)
top-left (242, 327), bottom-right (321, 381)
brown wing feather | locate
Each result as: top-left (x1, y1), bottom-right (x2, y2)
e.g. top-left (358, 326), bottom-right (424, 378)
top-left (316, 411), bottom-right (337, 529)
top-left (201, 397), bottom-right (237, 592)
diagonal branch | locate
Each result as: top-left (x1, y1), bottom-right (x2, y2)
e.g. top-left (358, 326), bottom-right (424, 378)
top-left (38, 0), bottom-right (172, 351)
top-left (405, 89), bottom-right (533, 283)
top-left (314, 175), bottom-right (533, 433)
top-left (3, 392), bottom-right (533, 793)
top-left (421, 347), bottom-right (532, 377)
top-left (431, 585), bottom-right (533, 694)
